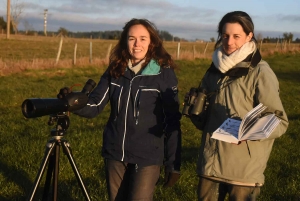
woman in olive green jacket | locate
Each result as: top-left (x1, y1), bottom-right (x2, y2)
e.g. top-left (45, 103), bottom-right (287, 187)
top-left (194, 11), bottom-right (289, 201)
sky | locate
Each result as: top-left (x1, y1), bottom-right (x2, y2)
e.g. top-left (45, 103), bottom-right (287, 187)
top-left (1, 0), bottom-right (300, 41)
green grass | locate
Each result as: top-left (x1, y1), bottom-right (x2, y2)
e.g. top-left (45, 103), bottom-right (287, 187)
top-left (0, 53), bottom-right (299, 200)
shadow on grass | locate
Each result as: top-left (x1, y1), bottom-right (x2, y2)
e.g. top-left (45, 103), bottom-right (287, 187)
top-left (275, 71), bottom-right (300, 83)
top-left (287, 114), bottom-right (300, 121)
top-left (0, 160), bottom-right (31, 200)
top-left (0, 155), bottom-right (106, 200)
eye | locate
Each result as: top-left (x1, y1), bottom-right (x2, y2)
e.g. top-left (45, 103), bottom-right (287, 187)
top-left (221, 34), bottom-right (228, 39)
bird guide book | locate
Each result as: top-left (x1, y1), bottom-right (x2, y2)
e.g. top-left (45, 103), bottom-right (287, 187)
top-left (211, 103), bottom-right (281, 144)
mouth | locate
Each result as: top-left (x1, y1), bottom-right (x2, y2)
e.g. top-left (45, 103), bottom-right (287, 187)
top-left (225, 47), bottom-right (236, 52)
top-left (133, 49), bottom-right (142, 53)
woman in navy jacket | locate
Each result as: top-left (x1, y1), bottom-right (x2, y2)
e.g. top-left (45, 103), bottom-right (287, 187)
top-left (63, 18), bottom-right (181, 201)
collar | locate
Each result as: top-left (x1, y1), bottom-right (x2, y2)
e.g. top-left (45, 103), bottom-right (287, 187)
top-left (123, 59), bottom-right (161, 79)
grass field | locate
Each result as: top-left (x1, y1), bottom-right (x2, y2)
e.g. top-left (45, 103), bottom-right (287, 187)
top-left (0, 36), bottom-right (300, 200)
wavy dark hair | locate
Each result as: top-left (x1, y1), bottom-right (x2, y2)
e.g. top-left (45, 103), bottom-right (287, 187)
top-left (215, 11), bottom-right (257, 50)
top-left (109, 18), bottom-right (175, 78)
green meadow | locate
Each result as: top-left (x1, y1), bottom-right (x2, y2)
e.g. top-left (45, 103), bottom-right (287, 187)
top-left (0, 36), bottom-right (299, 200)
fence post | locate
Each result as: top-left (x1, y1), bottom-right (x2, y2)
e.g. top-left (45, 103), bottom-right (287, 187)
top-left (259, 40), bottom-right (263, 51)
top-left (55, 36), bottom-right (63, 65)
top-left (193, 45), bottom-right (196, 59)
top-left (177, 42), bottom-right (180, 59)
top-left (284, 40), bottom-right (287, 51)
top-left (89, 41), bottom-right (92, 63)
top-left (275, 39), bottom-right (279, 49)
top-left (203, 42), bottom-right (209, 55)
top-left (106, 44), bottom-right (112, 63)
top-left (73, 43), bottom-right (77, 65)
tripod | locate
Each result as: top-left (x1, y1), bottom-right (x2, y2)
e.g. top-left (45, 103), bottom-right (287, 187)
top-left (27, 113), bottom-right (91, 201)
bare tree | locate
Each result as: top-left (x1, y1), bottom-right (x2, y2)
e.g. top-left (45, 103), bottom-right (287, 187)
top-left (256, 33), bottom-right (263, 42)
top-left (57, 27), bottom-right (69, 37)
top-left (10, 0), bottom-right (26, 34)
top-left (283, 32), bottom-right (293, 42)
top-left (23, 19), bottom-right (34, 34)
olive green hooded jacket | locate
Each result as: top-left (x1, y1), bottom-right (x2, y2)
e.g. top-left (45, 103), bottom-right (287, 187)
top-left (196, 49), bottom-right (289, 186)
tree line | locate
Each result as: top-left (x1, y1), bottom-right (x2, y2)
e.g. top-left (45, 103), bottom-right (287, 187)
top-left (1, 16), bottom-right (299, 43)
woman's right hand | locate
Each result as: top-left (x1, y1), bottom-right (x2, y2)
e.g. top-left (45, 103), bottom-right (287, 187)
top-left (57, 87), bottom-right (72, 99)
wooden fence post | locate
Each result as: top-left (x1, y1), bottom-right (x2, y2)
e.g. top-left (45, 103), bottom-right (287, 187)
top-left (89, 41), bottom-right (92, 63)
top-left (73, 43), bottom-right (77, 65)
top-left (275, 39), bottom-right (279, 49)
top-left (193, 45), bottom-right (196, 59)
top-left (259, 40), bottom-right (263, 51)
top-left (177, 42), bottom-right (180, 59)
top-left (203, 42), bottom-right (209, 55)
top-left (284, 40), bottom-right (287, 50)
top-left (55, 36), bottom-right (63, 65)
top-left (106, 44), bottom-right (112, 63)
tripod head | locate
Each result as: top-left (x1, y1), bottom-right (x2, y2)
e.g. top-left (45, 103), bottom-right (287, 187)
top-left (48, 112), bottom-right (70, 137)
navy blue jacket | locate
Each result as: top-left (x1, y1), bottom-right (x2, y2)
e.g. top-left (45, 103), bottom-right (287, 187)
top-left (74, 60), bottom-right (181, 170)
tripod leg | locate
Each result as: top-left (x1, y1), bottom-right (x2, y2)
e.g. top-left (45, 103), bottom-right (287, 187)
top-left (61, 140), bottom-right (91, 201)
top-left (52, 142), bottom-right (60, 201)
top-left (27, 140), bottom-right (56, 201)
top-left (42, 141), bottom-right (60, 201)
top-left (42, 147), bottom-right (55, 201)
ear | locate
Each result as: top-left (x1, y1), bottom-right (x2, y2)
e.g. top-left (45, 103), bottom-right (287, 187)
top-left (246, 32), bottom-right (253, 42)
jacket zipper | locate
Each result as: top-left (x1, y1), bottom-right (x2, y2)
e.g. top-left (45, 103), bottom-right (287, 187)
top-left (121, 80), bottom-right (133, 161)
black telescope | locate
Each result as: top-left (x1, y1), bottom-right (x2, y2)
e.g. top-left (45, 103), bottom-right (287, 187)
top-left (22, 79), bottom-right (96, 118)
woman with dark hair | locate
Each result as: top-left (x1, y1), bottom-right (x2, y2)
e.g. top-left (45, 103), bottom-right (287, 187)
top-left (191, 11), bottom-right (289, 200)
top-left (59, 18), bottom-right (181, 200)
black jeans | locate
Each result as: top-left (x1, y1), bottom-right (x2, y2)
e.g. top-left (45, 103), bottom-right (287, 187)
top-left (105, 158), bottom-right (160, 201)
top-left (197, 177), bottom-right (261, 201)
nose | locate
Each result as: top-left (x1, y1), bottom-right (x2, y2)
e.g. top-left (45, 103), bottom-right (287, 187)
top-left (134, 39), bottom-right (140, 46)
top-left (226, 36), bottom-right (234, 46)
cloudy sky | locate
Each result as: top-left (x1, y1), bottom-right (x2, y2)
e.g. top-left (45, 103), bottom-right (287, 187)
top-left (1, 0), bottom-right (300, 40)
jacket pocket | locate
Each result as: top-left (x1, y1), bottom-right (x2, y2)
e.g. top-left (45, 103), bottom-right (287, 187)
top-left (110, 82), bottom-right (123, 120)
top-left (135, 87), bottom-right (162, 128)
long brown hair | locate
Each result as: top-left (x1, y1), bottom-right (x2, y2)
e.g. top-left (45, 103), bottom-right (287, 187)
top-left (215, 11), bottom-right (257, 50)
top-left (109, 18), bottom-right (175, 78)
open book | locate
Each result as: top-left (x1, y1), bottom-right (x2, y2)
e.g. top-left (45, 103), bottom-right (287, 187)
top-left (211, 103), bottom-right (281, 144)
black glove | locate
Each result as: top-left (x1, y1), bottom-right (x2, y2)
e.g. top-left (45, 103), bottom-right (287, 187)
top-left (57, 87), bottom-right (72, 99)
top-left (163, 167), bottom-right (180, 187)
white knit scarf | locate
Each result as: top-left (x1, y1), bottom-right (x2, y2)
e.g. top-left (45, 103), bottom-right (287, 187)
top-left (212, 41), bottom-right (256, 73)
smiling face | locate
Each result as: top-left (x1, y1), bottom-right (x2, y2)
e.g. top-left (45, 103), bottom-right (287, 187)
top-left (221, 22), bottom-right (253, 55)
top-left (127, 24), bottom-right (151, 65)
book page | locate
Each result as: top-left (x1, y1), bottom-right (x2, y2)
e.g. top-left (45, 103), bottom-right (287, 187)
top-left (211, 118), bottom-right (241, 143)
top-left (238, 103), bottom-right (267, 138)
top-left (240, 114), bottom-right (281, 141)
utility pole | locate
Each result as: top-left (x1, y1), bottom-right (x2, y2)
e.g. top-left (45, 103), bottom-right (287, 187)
top-left (6, 0), bottom-right (11, 39)
top-left (44, 9), bottom-right (48, 36)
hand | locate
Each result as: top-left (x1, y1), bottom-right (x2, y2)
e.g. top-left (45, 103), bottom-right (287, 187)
top-left (57, 87), bottom-right (72, 99)
top-left (163, 168), bottom-right (180, 187)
